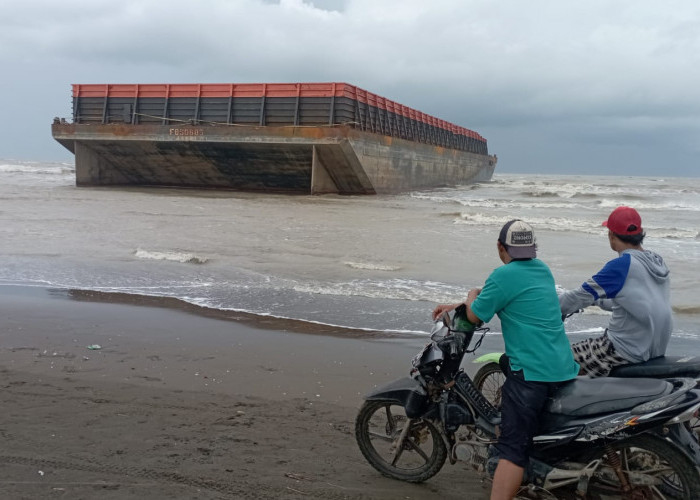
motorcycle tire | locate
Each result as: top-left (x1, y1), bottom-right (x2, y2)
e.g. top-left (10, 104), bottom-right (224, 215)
top-left (576, 433), bottom-right (700, 499)
top-left (355, 399), bottom-right (447, 483)
top-left (472, 362), bottom-right (505, 409)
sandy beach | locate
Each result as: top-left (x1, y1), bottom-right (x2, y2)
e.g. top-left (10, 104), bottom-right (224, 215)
top-left (0, 286), bottom-right (489, 499)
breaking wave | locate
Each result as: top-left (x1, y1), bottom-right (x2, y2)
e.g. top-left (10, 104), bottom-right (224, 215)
top-left (454, 213), bottom-right (599, 234)
top-left (0, 160), bottom-right (73, 175)
top-left (453, 212), bottom-right (699, 239)
top-left (134, 249), bottom-right (208, 264)
top-left (292, 278), bottom-right (468, 303)
top-left (673, 305), bottom-right (700, 315)
top-left (344, 261), bottom-right (402, 271)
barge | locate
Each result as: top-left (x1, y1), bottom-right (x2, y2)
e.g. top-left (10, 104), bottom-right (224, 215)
top-left (52, 83), bottom-right (497, 194)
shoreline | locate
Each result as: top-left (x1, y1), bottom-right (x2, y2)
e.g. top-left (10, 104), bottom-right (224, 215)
top-left (0, 284), bottom-right (490, 499)
top-left (3, 284), bottom-right (420, 338)
top-left (62, 287), bottom-right (419, 339)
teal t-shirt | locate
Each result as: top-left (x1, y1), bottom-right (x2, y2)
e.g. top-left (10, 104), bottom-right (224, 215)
top-left (470, 259), bottom-right (579, 382)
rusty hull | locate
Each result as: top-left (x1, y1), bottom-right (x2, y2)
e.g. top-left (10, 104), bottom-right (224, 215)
top-left (52, 123), bottom-right (496, 195)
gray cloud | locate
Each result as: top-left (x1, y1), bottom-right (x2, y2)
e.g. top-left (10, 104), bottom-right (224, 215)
top-left (1, 0), bottom-right (699, 176)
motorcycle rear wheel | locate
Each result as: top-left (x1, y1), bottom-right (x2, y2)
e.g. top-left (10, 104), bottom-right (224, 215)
top-left (573, 434), bottom-right (700, 499)
top-left (355, 400), bottom-right (447, 483)
top-left (473, 362), bottom-right (505, 409)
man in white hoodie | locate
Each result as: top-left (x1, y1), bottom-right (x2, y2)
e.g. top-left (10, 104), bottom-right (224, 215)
top-left (559, 206), bottom-right (673, 377)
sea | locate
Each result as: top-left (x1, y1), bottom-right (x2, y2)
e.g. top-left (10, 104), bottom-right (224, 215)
top-left (1, 159), bottom-right (699, 357)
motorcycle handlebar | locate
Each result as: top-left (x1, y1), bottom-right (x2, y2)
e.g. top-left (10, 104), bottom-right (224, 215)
top-left (562, 309), bottom-right (583, 322)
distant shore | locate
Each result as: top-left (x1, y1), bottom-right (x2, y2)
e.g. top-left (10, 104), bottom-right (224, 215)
top-left (0, 285), bottom-right (489, 499)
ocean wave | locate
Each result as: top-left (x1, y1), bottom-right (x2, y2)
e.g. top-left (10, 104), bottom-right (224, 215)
top-left (673, 305), bottom-right (700, 315)
top-left (653, 228), bottom-right (700, 239)
top-left (454, 212), bottom-right (699, 240)
top-left (496, 174), bottom-right (700, 198)
top-left (455, 213), bottom-right (601, 234)
top-left (292, 278), bottom-right (468, 303)
top-left (567, 327), bottom-right (606, 334)
top-left (597, 198), bottom-right (700, 212)
top-left (134, 249), bottom-right (208, 264)
top-left (412, 193), bottom-right (574, 210)
top-left (344, 261), bottom-right (402, 271)
top-left (415, 179), bottom-right (700, 217)
top-left (0, 161), bottom-right (74, 175)
top-left (520, 190), bottom-right (564, 198)
top-left (512, 182), bottom-right (628, 199)
top-left (568, 307), bottom-right (611, 316)
top-left (671, 331), bottom-right (700, 340)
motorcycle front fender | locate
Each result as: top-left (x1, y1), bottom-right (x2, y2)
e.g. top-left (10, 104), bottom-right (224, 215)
top-left (473, 352), bottom-right (504, 365)
top-left (364, 377), bottom-right (431, 418)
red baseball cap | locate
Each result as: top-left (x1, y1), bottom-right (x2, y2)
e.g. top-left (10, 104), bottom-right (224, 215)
top-left (602, 206), bottom-right (643, 235)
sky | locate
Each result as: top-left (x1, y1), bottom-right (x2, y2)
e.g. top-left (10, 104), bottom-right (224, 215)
top-left (1, 0), bottom-right (699, 177)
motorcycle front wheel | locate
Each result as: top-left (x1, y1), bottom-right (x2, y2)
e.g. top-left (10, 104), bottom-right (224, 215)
top-left (575, 434), bottom-right (700, 499)
top-left (355, 400), bottom-right (447, 483)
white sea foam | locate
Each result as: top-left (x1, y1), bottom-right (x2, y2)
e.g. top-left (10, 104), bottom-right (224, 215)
top-left (0, 161), bottom-right (73, 175)
top-left (453, 211), bottom-right (700, 240)
top-left (598, 198), bottom-right (700, 212)
top-left (556, 304), bottom-right (612, 316)
top-left (567, 327), bottom-right (606, 334)
top-left (292, 278), bottom-right (468, 303)
top-left (134, 249), bottom-right (208, 264)
top-left (672, 331), bottom-right (700, 340)
top-left (412, 194), bottom-right (576, 210)
top-left (454, 212), bottom-right (602, 234)
top-left (343, 261), bottom-right (402, 271)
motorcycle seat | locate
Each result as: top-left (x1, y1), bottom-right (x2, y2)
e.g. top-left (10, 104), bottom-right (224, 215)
top-left (545, 377), bottom-right (673, 417)
top-left (609, 355), bottom-right (700, 378)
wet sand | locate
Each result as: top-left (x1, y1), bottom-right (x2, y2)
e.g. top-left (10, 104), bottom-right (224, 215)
top-left (0, 286), bottom-right (490, 499)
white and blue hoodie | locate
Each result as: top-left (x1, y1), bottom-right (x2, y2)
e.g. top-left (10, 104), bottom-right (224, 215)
top-left (559, 249), bottom-right (672, 363)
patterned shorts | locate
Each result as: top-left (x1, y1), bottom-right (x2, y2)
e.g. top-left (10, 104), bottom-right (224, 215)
top-left (571, 332), bottom-right (628, 377)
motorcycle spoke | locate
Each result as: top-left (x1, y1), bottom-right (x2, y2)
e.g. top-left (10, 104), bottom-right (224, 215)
top-left (650, 485), bottom-right (669, 499)
top-left (367, 431), bottom-right (395, 442)
top-left (390, 417), bottom-right (414, 466)
top-left (390, 447), bottom-right (406, 466)
top-left (404, 437), bottom-right (430, 463)
top-left (385, 407), bottom-right (396, 434)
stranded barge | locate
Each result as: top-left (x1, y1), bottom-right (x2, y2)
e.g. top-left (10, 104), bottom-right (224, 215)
top-left (51, 83), bottom-right (497, 194)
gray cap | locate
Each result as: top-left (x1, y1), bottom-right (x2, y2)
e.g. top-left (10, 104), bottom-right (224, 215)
top-left (498, 219), bottom-right (537, 259)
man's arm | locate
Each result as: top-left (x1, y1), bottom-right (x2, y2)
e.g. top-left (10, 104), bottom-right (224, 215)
top-left (465, 288), bottom-right (482, 324)
top-left (432, 288), bottom-right (482, 323)
top-left (431, 302), bottom-right (463, 320)
top-left (560, 255), bottom-right (630, 315)
top-left (559, 287), bottom-right (596, 316)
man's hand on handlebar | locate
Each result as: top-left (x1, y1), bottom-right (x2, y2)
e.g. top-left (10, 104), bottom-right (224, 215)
top-left (432, 288), bottom-right (482, 321)
top-left (432, 303), bottom-right (457, 321)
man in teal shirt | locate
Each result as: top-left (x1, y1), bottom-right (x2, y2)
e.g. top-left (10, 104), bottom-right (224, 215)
top-left (433, 220), bottom-right (579, 500)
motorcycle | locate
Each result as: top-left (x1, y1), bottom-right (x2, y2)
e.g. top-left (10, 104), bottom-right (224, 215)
top-left (472, 313), bottom-right (700, 466)
top-left (355, 305), bottom-right (700, 498)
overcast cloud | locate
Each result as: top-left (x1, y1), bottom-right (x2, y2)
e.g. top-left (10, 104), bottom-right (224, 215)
top-left (1, 0), bottom-right (698, 176)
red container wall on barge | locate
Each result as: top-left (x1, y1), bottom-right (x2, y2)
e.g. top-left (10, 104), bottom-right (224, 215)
top-left (53, 82), bottom-right (497, 194)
